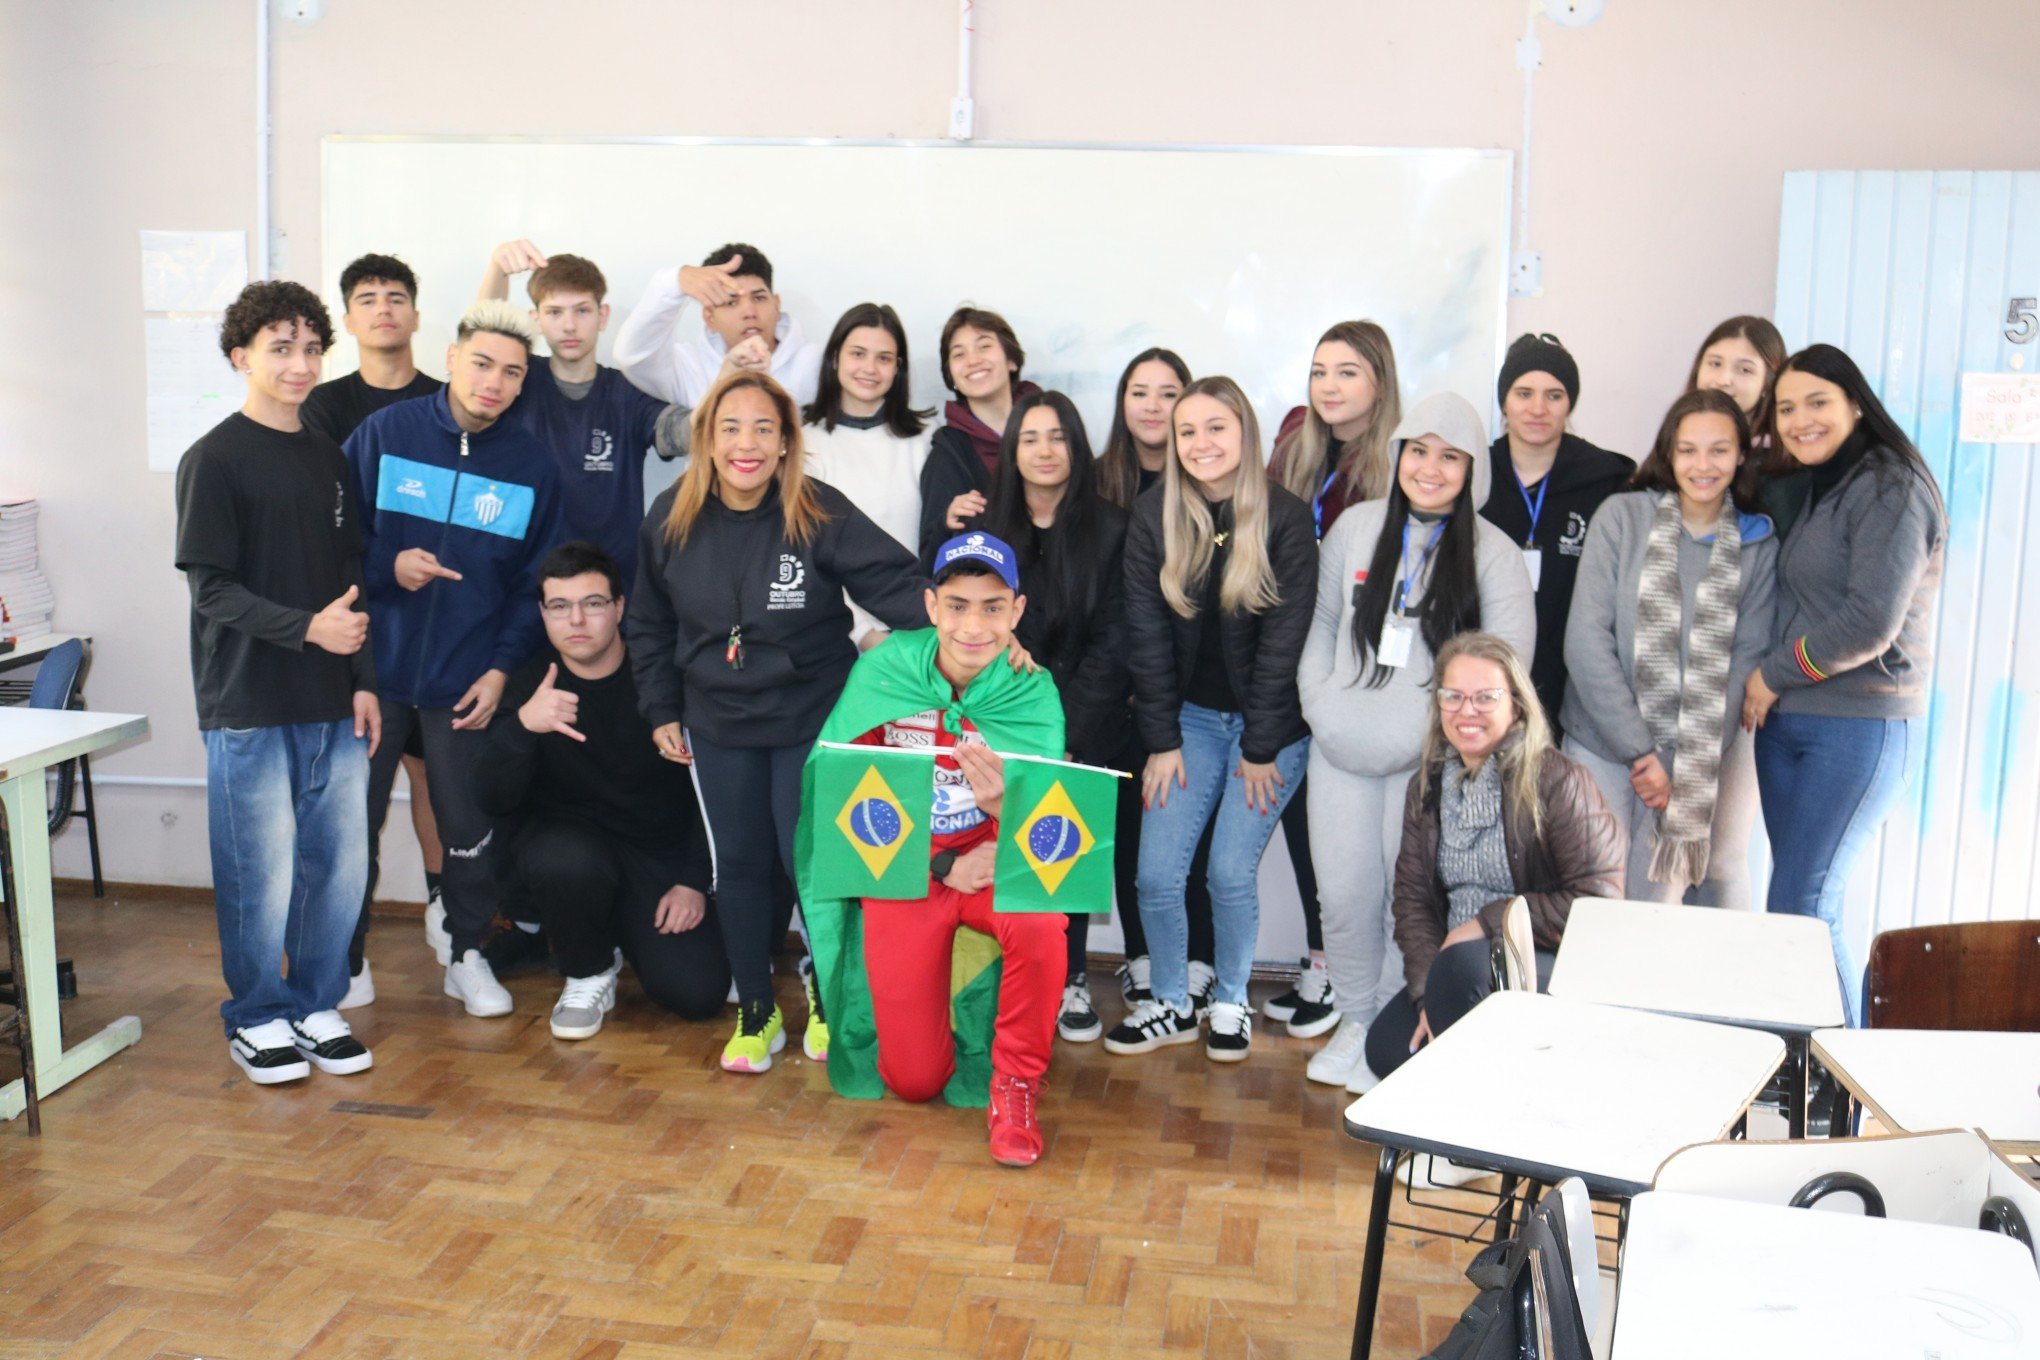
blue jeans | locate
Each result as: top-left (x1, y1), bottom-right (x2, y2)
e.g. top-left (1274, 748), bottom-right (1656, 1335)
top-left (205, 718), bottom-right (370, 1035)
top-left (1137, 704), bottom-right (1310, 1010)
top-left (1755, 710), bottom-right (1923, 1025)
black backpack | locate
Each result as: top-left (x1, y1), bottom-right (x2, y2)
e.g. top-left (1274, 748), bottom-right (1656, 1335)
top-left (1424, 1192), bottom-right (1593, 1360)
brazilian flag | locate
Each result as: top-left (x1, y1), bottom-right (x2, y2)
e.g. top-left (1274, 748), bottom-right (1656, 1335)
top-left (808, 744), bottom-right (935, 899)
top-left (795, 629), bottom-right (1064, 1107)
top-left (995, 756), bottom-right (1120, 914)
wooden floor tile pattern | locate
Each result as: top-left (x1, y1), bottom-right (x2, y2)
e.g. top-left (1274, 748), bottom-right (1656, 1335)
top-left (0, 890), bottom-right (1497, 1358)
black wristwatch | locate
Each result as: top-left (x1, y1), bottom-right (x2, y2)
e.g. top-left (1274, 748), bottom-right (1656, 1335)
top-left (930, 848), bottom-right (959, 882)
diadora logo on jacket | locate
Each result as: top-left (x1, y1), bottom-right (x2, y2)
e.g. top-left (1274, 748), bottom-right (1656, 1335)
top-left (767, 554), bottom-right (807, 610)
top-left (374, 455), bottom-right (536, 540)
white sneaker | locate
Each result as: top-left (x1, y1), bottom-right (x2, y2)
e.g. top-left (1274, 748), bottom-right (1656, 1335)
top-left (229, 1018), bottom-right (311, 1085)
top-left (339, 960), bottom-right (375, 1011)
top-left (444, 948), bottom-right (513, 1017)
top-left (424, 899), bottom-right (452, 968)
top-left (1344, 1060), bottom-right (1382, 1096)
top-left (1306, 1015), bottom-right (1370, 1086)
top-left (1187, 960), bottom-right (1217, 1019)
top-left (550, 968), bottom-right (618, 1040)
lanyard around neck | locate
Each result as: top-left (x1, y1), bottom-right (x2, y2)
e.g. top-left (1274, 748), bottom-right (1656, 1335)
top-left (1395, 518), bottom-right (1448, 615)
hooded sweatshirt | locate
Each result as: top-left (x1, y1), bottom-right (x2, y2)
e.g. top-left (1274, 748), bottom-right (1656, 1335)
top-left (1479, 431), bottom-right (1634, 724)
top-left (1560, 490), bottom-right (1778, 768)
top-left (611, 267), bottom-right (823, 410)
top-left (511, 362), bottom-right (672, 588)
top-left (626, 478), bottom-right (930, 748)
top-left (803, 413), bottom-right (932, 641)
top-left (346, 391), bottom-right (568, 708)
top-left (916, 383), bottom-right (1042, 568)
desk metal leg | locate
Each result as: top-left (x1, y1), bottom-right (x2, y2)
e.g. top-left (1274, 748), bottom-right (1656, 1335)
top-left (0, 807), bottom-right (38, 1135)
top-left (1495, 1172), bottom-right (1521, 1243)
top-left (1351, 1143), bottom-right (1399, 1360)
top-left (1787, 1036), bottom-right (1809, 1138)
top-left (0, 773), bottom-right (141, 1122)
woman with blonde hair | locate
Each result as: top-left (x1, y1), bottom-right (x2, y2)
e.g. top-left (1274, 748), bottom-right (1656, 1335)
top-left (1363, 633), bottom-right (1624, 1080)
top-left (1103, 376), bottom-right (1318, 1064)
top-left (627, 371), bottom-right (927, 1075)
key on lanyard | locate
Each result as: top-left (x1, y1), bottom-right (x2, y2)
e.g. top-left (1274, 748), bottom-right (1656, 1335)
top-left (726, 624), bottom-right (745, 670)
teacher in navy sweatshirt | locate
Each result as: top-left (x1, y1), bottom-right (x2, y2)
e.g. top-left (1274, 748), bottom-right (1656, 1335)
top-left (345, 300), bottom-right (567, 1018)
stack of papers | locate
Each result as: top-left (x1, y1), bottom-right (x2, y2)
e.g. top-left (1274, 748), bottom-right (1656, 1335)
top-left (0, 497), bottom-right (55, 641)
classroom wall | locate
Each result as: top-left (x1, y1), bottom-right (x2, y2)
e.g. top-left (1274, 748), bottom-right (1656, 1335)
top-left (6, 0), bottom-right (2039, 896)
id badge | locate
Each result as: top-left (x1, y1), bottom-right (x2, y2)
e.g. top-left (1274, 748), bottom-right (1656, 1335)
top-left (1378, 619), bottom-right (1415, 670)
top-left (1522, 547), bottom-right (1544, 590)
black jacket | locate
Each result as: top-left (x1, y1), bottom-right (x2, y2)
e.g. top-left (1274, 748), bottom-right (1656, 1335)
top-left (1008, 500), bottom-right (1131, 765)
top-left (628, 479), bottom-right (927, 748)
top-left (918, 425), bottom-right (994, 570)
top-left (1122, 482), bottom-right (1318, 764)
top-left (1478, 432), bottom-right (1633, 726)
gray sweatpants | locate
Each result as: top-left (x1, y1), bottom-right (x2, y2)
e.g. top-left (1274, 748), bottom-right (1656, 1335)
top-left (1562, 731), bottom-right (1760, 911)
top-left (1305, 749), bottom-right (1411, 1028)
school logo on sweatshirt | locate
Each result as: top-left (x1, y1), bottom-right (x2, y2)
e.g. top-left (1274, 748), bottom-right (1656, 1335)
top-left (584, 429), bottom-right (614, 474)
top-left (767, 554), bottom-right (807, 610)
top-left (1559, 511), bottom-right (1590, 558)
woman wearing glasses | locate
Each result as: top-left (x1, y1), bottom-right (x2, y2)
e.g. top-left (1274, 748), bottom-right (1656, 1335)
top-left (1296, 393), bottom-right (1535, 1093)
top-left (1363, 632), bottom-right (1624, 1082)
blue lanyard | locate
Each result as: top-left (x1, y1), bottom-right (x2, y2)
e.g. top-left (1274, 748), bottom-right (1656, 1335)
top-left (1515, 467), bottom-right (1550, 547)
top-left (1312, 468), bottom-right (1338, 537)
top-left (1394, 519), bottom-right (1448, 615)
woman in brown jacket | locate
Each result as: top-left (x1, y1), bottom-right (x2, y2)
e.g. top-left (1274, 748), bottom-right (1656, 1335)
top-left (1362, 633), bottom-right (1625, 1083)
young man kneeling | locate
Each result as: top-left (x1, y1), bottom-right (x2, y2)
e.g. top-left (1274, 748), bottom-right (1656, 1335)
top-left (804, 534), bottom-right (1069, 1167)
top-left (474, 542), bottom-right (728, 1037)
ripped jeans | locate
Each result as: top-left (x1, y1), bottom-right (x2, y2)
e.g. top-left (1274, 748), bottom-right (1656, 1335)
top-left (358, 701), bottom-right (504, 963)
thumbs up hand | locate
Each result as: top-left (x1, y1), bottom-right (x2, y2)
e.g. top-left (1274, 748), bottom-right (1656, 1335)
top-left (517, 663), bottom-right (584, 742)
top-left (306, 584), bottom-right (370, 655)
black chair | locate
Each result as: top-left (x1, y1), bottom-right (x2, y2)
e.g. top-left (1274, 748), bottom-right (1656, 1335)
top-left (31, 639), bottom-right (103, 897)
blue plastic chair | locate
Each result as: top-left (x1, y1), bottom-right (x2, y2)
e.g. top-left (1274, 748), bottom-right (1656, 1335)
top-left (27, 639), bottom-right (103, 896)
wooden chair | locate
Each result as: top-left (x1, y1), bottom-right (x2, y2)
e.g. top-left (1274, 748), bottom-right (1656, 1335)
top-left (1865, 920), bottom-right (2040, 1031)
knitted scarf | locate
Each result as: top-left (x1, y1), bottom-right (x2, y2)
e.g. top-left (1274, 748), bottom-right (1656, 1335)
top-left (1634, 493), bottom-right (1741, 886)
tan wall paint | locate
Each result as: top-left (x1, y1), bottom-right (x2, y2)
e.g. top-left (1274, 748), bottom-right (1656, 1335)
top-left (7, 0), bottom-right (2039, 887)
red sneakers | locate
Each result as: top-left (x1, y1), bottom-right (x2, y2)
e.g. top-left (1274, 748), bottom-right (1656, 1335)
top-left (987, 1071), bottom-right (1045, 1167)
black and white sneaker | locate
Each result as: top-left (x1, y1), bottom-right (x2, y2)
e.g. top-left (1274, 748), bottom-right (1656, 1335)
top-left (1205, 1001), bottom-right (1253, 1063)
top-left (1102, 999), bottom-right (1200, 1055)
top-left (1260, 956), bottom-right (1311, 1024)
top-left (1117, 955), bottom-right (1153, 1006)
top-left (1187, 960), bottom-right (1217, 1019)
top-left (230, 1018), bottom-right (311, 1085)
top-left (1283, 959), bottom-right (1342, 1039)
top-left (1057, 973), bottom-right (1103, 1043)
top-left (290, 1009), bottom-right (374, 1075)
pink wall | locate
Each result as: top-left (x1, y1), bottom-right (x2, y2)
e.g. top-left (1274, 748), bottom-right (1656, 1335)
top-left (6, 0), bottom-right (2039, 885)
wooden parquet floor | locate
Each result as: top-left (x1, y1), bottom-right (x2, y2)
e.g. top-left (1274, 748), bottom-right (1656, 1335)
top-left (0, 889), bottom-right (1496, 1359)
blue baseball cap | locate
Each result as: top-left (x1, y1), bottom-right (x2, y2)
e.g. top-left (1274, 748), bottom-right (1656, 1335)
top-left (933, 531), bottom-right (1021, 592)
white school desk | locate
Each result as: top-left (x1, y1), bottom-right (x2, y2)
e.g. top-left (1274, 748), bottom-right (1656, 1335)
top-left (1612, 1189), bottom-right (2040, 1358)
top-left (1812, 1028), bottom-right (2040, 1156)
top-left (0, 708), bottom-right (148, 1123)
top-left (1340, 991), bottom-right (1785, 1360)
top-left (1547, 899), bottom-right (1845, 1136)
top-left (0, 632), bottom-right (86, 677)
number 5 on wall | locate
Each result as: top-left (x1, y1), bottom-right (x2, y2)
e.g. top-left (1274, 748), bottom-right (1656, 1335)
top-left (2008, 297), bottom-right (2038, 344)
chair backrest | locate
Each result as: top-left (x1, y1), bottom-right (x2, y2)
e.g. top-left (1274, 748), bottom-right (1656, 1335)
top-left (1865, 920), bottom-right (2040, 1030)
top-left (28, 638), bottom-right (85, 711)
top-left (1500, 896), bottom-right (1536, 993)
top-left (1651, 1128), bottom-right (2040, 1267)
top-left (1551, 1177), bottom-right (1605, 1358)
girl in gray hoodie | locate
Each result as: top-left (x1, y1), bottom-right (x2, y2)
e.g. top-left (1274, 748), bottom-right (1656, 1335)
top-left (1561, 390), bottom-right (1778, 910)
top-left (1296, 392), bottom-right (1535, 1091)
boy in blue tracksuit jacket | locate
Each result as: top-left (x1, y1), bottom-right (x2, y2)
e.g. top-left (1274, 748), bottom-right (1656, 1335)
top-left (343, 302), bottom-right (567, 1016)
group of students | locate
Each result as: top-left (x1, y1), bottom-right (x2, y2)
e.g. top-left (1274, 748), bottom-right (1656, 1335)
top-left (172, 237), bottom-right (1945, 1170)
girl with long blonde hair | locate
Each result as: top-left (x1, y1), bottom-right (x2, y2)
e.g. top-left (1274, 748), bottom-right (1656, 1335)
top-left (627, 371), bottom-right (928, 1076)
top-left (1104, 377), bottom-right (1320, 1065)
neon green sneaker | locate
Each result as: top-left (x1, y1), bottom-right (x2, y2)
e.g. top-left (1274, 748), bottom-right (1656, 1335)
top-left (721, 1000), bottom-right (786, 1073)
top-left (800, 954), bottom-right (829, 1062)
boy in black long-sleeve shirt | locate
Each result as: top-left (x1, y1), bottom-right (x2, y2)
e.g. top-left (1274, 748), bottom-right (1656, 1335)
top-left (475, 542), bottom-right (727, 1037)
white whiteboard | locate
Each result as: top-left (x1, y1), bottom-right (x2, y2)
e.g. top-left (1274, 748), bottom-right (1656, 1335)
top-left (323, 137), bottom-right (1512, 965)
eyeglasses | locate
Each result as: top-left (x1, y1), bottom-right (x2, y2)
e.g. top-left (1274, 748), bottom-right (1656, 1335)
top-left (540, 595), bottom-right (616, 619)
top-left (1436, 687), bottom-right (1509, 713)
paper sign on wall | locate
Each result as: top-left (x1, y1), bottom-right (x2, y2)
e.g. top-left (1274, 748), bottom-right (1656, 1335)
top-left (1959, 372), bottom-right (2040, 444)
top-left (145, 318), bottom-right (238, 473)
top-left (140, 230), bottom-right (247, 312)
